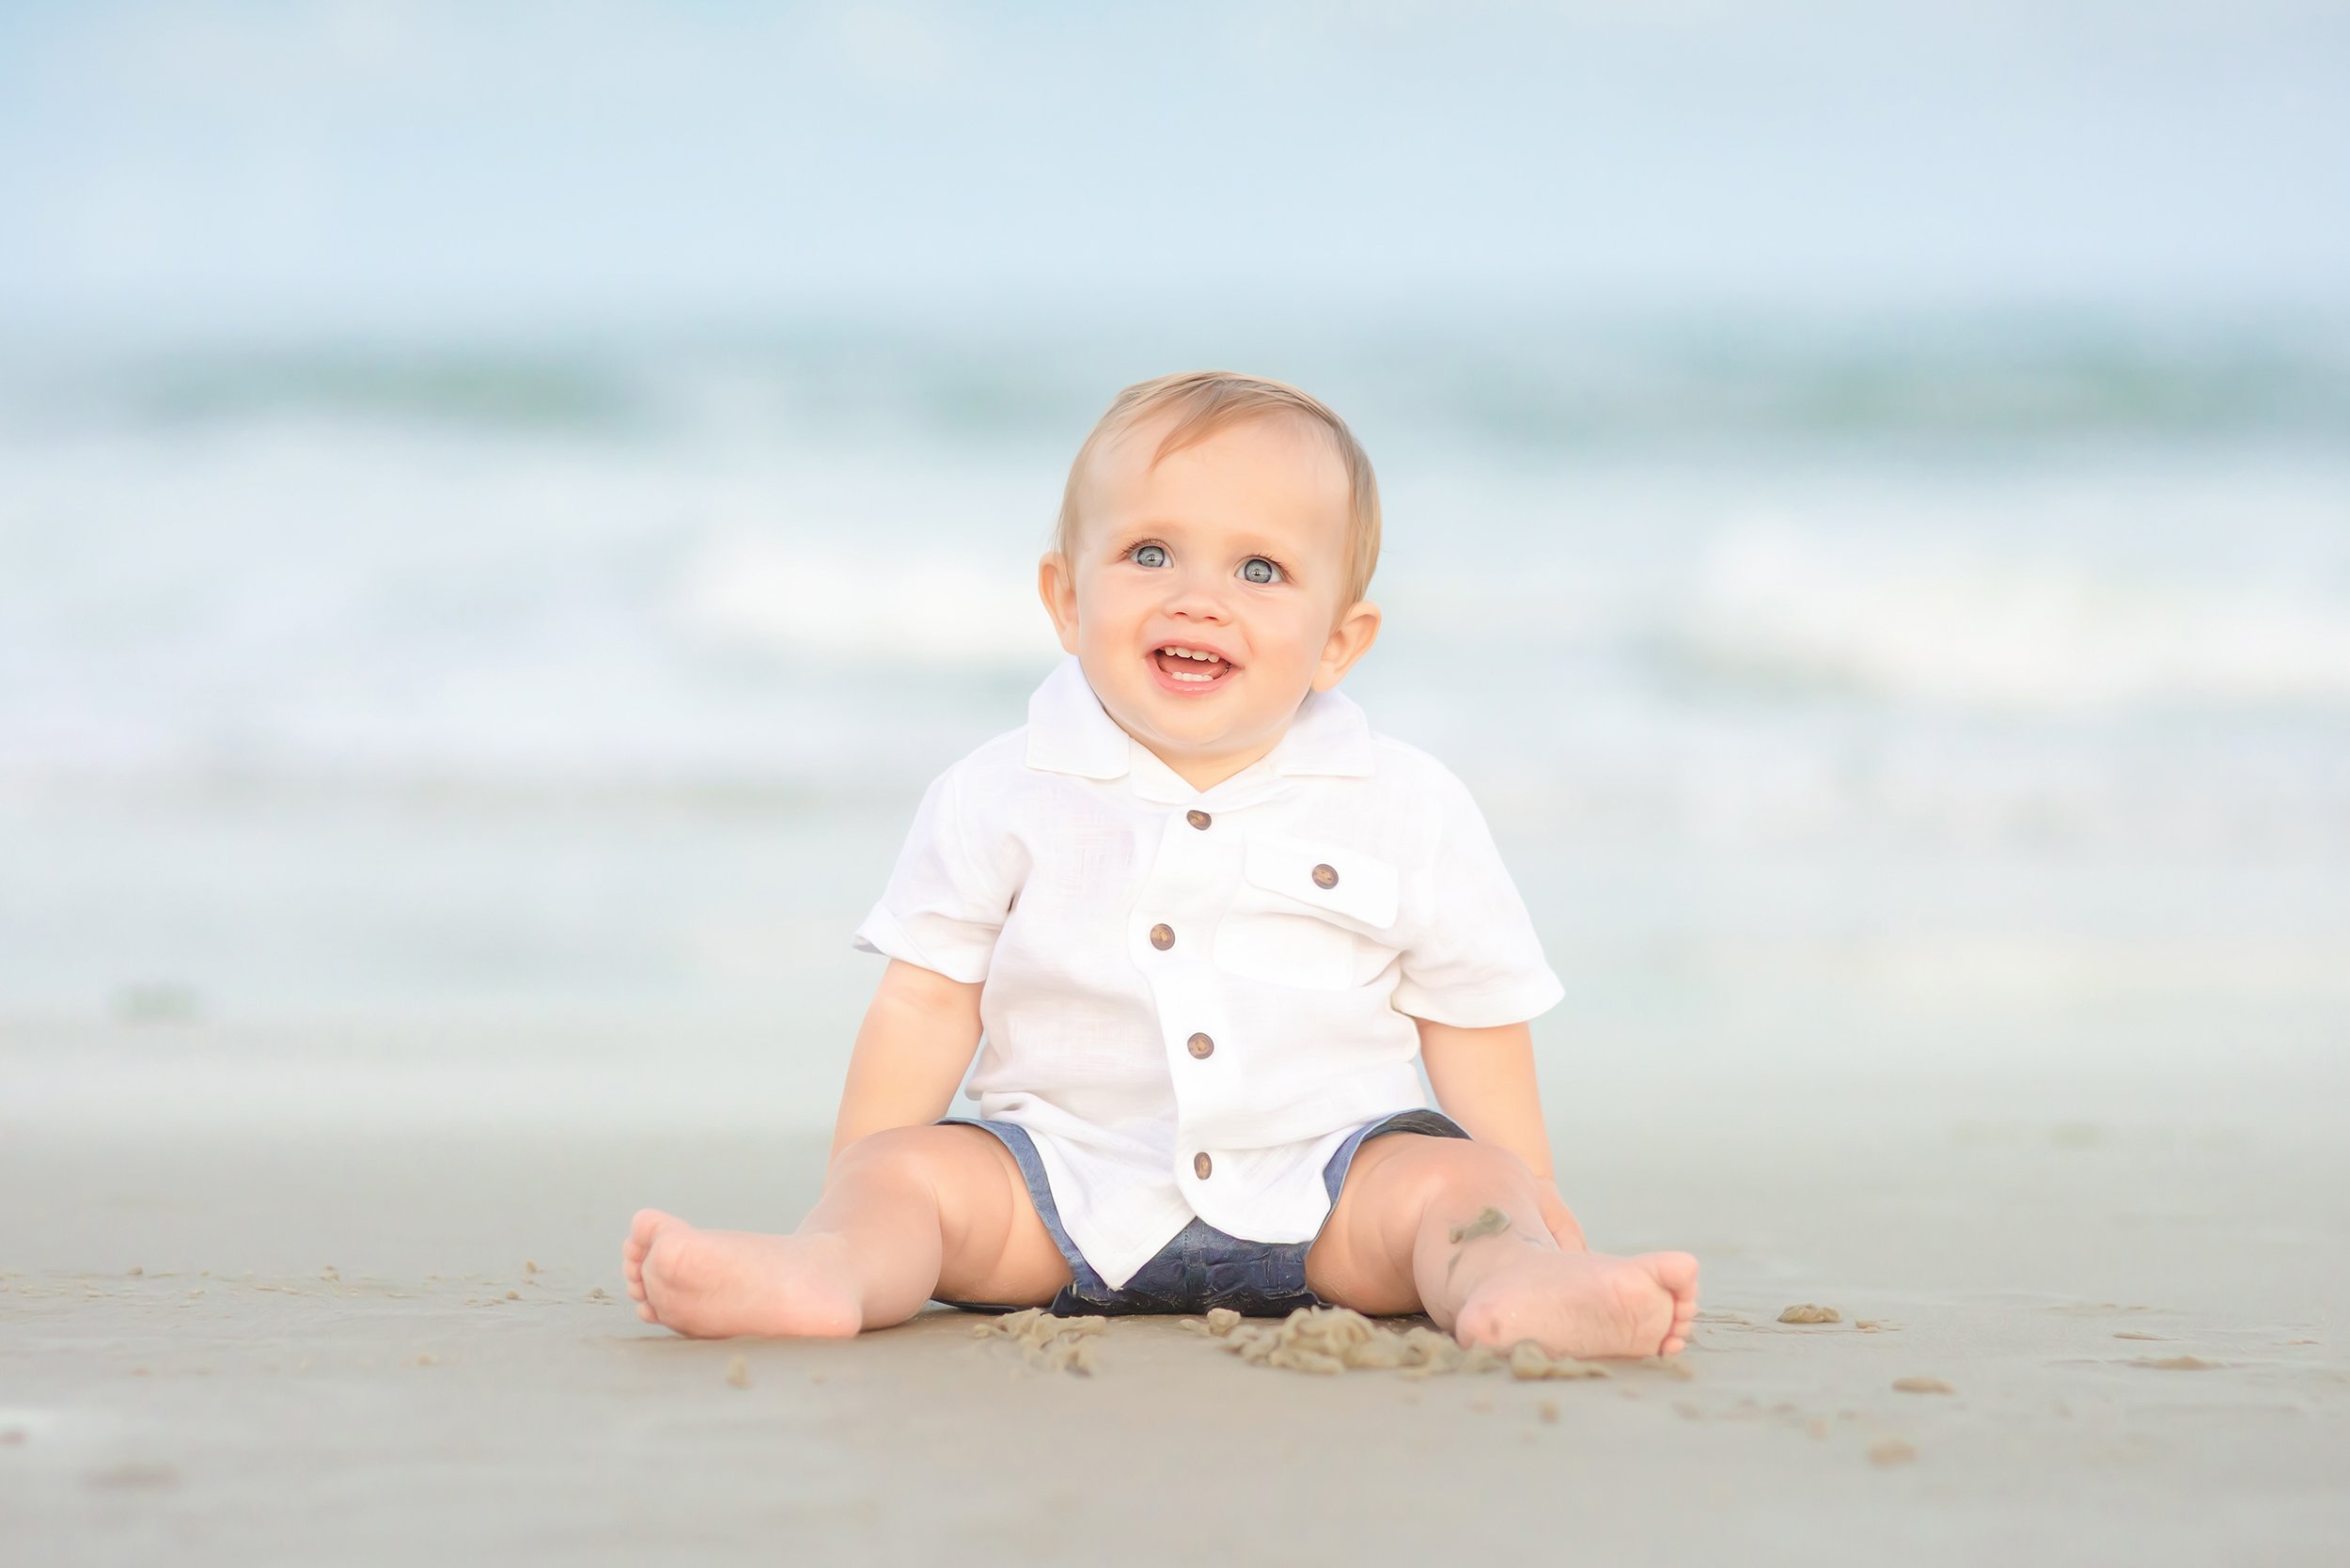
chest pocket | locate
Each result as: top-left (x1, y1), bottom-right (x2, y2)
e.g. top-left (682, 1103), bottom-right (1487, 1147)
top-left (1212, 831), bottom-right (1401, 990)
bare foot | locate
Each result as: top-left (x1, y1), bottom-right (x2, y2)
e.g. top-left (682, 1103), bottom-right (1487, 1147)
top-left (620, 1209), bottom-right (863, 1340)
top-left (1452, 1248), bottom-right (1700, 1359)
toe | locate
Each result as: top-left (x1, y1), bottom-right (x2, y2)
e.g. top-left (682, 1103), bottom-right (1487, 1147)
top-left (1451, 1295), bottom-right (1507, 1350)
top-left (626, 1211), bottom-right (683, 1291)
top-left (623, 1210), bottom-right (671, 1286)
top-left (1639, 1251), bottom-right (1700, 1307)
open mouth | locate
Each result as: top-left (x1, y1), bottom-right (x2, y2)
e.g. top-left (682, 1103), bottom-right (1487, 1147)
top-left (1148, 645), bottom-right (1238, 694)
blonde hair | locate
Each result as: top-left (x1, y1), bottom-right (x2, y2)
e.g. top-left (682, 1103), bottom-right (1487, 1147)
top-left (1052, 370), bottom-right (1382, 609)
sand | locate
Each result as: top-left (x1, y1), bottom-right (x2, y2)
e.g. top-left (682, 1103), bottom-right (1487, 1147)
top-left (1890, 1376), bottom-right (1955, 1394)
top-left (6, 1032), bottom-right (2350, 1566)
top-left (972, 1307), bottom-right (1107, 1375)
top-left (1176, 1304), bottom-right (1630, 1381)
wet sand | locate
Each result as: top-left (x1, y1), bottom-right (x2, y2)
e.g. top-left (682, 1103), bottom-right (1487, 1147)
top-left (8, 1029), bottom-right (2349, 1566)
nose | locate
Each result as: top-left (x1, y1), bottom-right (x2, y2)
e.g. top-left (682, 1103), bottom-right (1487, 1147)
top-left (1160, 558), bottom-right (1232, 622)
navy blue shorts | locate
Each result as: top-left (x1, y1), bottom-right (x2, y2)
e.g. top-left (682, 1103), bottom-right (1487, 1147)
top-left (930, 1107), bottom-right (1470, 1318)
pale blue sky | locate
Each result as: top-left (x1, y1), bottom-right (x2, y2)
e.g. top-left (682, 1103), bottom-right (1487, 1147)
top-left (3, 1), bottom-right (2346, 330)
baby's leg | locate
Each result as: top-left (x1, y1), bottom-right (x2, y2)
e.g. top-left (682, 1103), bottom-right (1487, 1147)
top-left (621, 1124), bottom-right (1073, 1338)
top-left (1302, 1135), bottom-right (1699, 1359)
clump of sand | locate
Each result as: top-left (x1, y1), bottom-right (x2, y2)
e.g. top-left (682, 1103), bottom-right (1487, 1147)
top-left (970, 1307), bottom-right (1107, 1375)
top-left (1188, 1306), bottom-right (1629, 1381)
top-left (967, 1304), bottom-right (1685, 1381)
top-left (1778, 1304), bottom-right (1841, 1324)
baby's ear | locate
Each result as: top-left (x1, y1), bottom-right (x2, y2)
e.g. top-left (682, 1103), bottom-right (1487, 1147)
top-left (1316, 599), bottom-right (1382, 688)
top-left (1037, 552), bottom-right (1080, 651)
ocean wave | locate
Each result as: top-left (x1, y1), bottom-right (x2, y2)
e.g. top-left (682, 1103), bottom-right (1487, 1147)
top-left (667, 531), bottom-right (1055, 666)
top-left (1673, 525), bottom-right (2350, 708)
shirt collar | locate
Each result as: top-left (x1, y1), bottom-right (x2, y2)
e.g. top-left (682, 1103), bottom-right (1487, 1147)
top-left (1024, 651), bottom-right (1375, 799)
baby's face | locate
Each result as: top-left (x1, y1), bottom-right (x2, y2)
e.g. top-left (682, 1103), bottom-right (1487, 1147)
top-left (1039, 413), bottom-right (1381, 792)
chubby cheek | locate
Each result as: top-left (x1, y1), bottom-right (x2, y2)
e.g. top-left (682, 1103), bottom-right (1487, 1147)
top-left (1074, 615), bottom-right (1152, 693)
top-left (1075, 604), bottom-right (1143, 663)
top-left (1249, 624), bottom-right (1320, 677)
top-left (1073, 573), bottom-right (1139, 630)
top-left (1075, 586), bottom-right (1159, 658)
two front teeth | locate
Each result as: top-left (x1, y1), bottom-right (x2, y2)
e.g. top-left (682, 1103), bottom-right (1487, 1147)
top-left (1156, 645), bottom-right (1232, 683)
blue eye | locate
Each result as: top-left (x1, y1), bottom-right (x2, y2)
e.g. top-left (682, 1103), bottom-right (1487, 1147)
top-left (1128, 541), bottom-right (1283, 582)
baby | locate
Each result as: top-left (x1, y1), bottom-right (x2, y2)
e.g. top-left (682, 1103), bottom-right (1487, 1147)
top-left (623, 371), bottom-right (1699, 1357)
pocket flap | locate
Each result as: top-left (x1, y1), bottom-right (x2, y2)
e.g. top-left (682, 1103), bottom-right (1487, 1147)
top-left (1239, 831), bottom-right (1400, 930)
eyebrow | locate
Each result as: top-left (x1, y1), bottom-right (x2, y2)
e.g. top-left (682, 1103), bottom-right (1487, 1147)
top-left (1117, 518), bottom-right (1302, 557)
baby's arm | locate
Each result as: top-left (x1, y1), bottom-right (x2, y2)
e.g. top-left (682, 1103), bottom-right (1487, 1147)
top-left (1417, 1017), bottom-right (1588, 1250)
top-left (824, 958), bottom-right (985, 1178)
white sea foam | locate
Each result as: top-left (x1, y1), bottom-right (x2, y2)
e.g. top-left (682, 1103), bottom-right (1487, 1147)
top-left (1678, 523), bottom-right (2350, 708)
top-left (667, 531), bottom-right (1054, 666)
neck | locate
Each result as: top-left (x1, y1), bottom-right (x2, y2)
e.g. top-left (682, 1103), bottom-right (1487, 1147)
top-left (1134, 730), bottom-right (1286, 794)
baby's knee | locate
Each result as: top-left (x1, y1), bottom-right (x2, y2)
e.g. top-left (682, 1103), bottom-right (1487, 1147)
top-left (828, 1123), bottom-right (956, 1186)
top-left (1408, 1137), bottom-right (1539, 1207)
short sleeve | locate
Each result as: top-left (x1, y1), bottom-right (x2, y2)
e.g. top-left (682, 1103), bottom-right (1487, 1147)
top-left (1389, 770), bottom-right (1565, 1028)
top-left (850, 764), bottom-right (1014, 984)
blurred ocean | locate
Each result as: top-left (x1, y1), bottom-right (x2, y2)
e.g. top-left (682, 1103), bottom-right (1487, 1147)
top-left (8, 314), bottom-right (2349, 807)
top-left (5, 311), bottom-right (2347, 1112)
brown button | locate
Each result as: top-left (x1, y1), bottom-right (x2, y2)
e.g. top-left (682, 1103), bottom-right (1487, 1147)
top-left (1311, 862), bottom-right (1339, 889)
top-left (1185, 809), bottom-right (1211, 830)
top-left (1193, 1152), bottom-right (1213, 1179)
top-left (1186, 1032), bottom-right (1214, 1059)
top-left (1149, 923), bottom-right (1174, 950)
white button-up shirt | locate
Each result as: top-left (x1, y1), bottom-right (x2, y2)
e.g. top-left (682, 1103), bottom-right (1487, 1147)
top-left (851, 653), bottom-right (1564, 1289)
